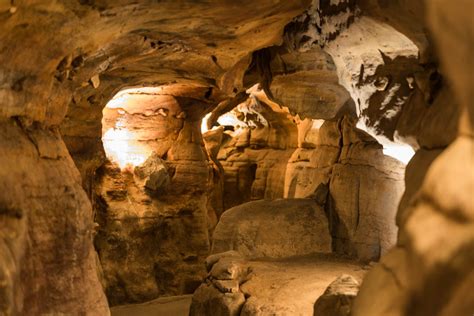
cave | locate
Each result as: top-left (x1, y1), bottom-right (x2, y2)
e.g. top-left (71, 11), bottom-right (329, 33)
top-left (0, 1), bottom-right (473, 316)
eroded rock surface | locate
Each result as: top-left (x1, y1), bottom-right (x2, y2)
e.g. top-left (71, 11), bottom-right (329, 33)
top-left (190, 252), bottom-right (250, 316)
top-left (215, 106), bottom-right (405, 261)
top-left (353, 1), bottom-right (474, 315)
top-left (90, 86), bottom-right (247, 305)
top-left (0, 119), bottom-right (108, 315)
top-left (191, 253), bottom-right (366, 316)
top-left (211, 199), bottom-right (332, 259)
top-left (313, 274), bottom-right (360, 316)
top-left (1, 0), bottom-right (471, 314)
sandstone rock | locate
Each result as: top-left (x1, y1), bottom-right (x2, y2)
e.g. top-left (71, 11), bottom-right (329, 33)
top-left (212, 199), bottom-right (332, 258)
top-left (268, 47), bottom-right (351, 120)
top-left (144, 168), bottom-right (169, 191)
top-left (352, 1), bottom-right (474, 313)
top-left (352, 248), bottom-right (409, 316)
top-left (209, 257), bottom-right (251, 283)
top-left (284, 147), bottom-right (338, 198)
top-left (203, 127), bottom-right (225, 160)
top-left (313, 274), bottom-right (360, 316)
top-left (329, 162), bottom-right (404, 261)
top-left (205, 251), bottom-right (243, 272)
top-left (219, 148), bottom-right (295, 210)
top-left (396, 148), bottom-right (443, 226)
top-left (1, 0), bottom-right (470, 314)
top-left (95, 158), bottom-right (211, 305)
top-left (309, 183), bottom-right (329, 206)
top-left (189, 283), bottom-right (245, 316)
top-left (397, 139), bottom-right (474, 315)
top-left (325, 15), bottom-right (420, 144)
top-left (0, 120), bottom-right (109, 315)
top-left (416, 86), bottom-right (460, 149)
top-left (212, 279), bottom-right (240, 294)
top-left (134, 153), bottom-right (170, 191)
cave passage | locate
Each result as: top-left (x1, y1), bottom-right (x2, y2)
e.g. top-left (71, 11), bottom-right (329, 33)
top-left (95, 82), bottom-right (410, 311)
top-left (0, 1), bottom-right (472, 316)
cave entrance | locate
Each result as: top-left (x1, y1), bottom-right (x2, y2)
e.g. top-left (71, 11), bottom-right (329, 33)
top-left (94, 86), bottom-right (213, 306)
top-left (101, 87), bottom-right (174, 170)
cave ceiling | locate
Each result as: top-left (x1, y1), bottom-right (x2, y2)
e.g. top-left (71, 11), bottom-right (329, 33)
top-left (1, 0), bottom-right (435, 150)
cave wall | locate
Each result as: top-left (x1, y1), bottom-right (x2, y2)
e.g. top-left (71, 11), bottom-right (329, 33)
top-left (285, 115), bottom-right (405, 261)
top-left (0, 119), bottom-right (109, 314)
top-left (213, 96), bottom-right (405, 261)
top-left (352, 0), bottom-right (474, 315)
top-left (0, 0), bottom-right (472, 314)
top-left (212, 97), bottom-right (298, 210)
top-left (0, 1), bottom-right (312, 313)
top-left (93, 88), bottom-right (217, 305)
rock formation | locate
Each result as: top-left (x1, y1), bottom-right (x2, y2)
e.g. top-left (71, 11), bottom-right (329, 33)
top-left (0, 0), bottom-right (472, 315)
top-left (313, 274), bottom-right (360, 316)
top-left (211, 199), bottom-right (332, 258)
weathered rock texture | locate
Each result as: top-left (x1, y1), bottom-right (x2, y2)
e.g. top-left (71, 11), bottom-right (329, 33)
top-left (313, 274), bottom-right (360, 316)
top-left (352, 1), bottom-right (474, 316)
top-left (95, 88), bottom-right (216, 305)
top-left (0, 119), bottom-right (108, 315)
top-left (1, 0), bottom-right (472, 314)
top-left (216, 110), bottom-right (405, 261)
top-left (191, 252), bottom-right (365, 316)
top-left (212, 95), bottom-right (298, 210)
top-left (212, 199), bottom-right (332, 259)
top-left (1, 1), bottom-right (313, 312)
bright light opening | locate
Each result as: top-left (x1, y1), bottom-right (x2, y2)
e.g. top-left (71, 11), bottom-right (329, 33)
top-left (102, 128), bottom-right (151, 169)
top-left (356, 118), bottom-right (415, 165)
top-left (102, 87), bottom-right (163, 169)
top-left (382, 144), bottom-right (415, 165)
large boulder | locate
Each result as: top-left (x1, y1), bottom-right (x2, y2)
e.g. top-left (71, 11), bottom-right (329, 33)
top-left (211, 198), bottom-right (332, 258)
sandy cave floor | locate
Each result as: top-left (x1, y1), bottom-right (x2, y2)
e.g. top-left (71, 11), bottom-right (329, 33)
top-left (111, 254), bottom-right (368, 316)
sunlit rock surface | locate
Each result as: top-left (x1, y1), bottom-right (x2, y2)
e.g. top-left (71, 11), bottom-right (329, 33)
top-left (352, 1), bottom-right (474, 316)
top-left (94, 87), bottom-right (216, 305)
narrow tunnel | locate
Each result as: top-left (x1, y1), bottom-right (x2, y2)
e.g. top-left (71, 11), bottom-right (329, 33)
top-left (0, 1), bottom-right (472, 316)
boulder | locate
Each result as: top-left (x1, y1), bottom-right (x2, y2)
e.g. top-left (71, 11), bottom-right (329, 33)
top-left (205, 250), bottom-right (243, 271)
top-left (313, 274), bottom-right (360, 316)
top-left (190, 252), bottom-right (249, 316)
top-left (189, 283), bottom-right (246, 316)
top-left (209, 256), bottom-right (251, 283)
top-left (212, 199), bottom-right (332, 258)
top-left (134, 152), bottom-right (170, 191)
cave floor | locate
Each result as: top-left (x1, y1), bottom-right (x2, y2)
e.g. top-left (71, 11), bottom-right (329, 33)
top-left (111, 254), bottom-right (368, 315)
top-left (110, 295), bottom-right (192, 316)
top-left (239, 254), bottom-right (368, 315)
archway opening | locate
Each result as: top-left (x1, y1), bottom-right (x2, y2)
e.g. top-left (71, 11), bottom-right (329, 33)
top-left (94, 85), bottom-right (215, 306)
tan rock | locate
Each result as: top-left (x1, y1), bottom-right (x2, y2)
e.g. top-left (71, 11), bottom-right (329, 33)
top-left (313, 274), bottom-right (360, 316)
top-left (209, 257), bottom-right (251, 283)
top-left (189, 283), bottom-right (245, 316)
top-left (212, 199), bottom-right (332, 259)
top-left (0, 120), bottom-right (109, 315)
top-left (205, 251), bottom-right (243, 272)
top-left (212, 280), bottom-right (240, 294)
